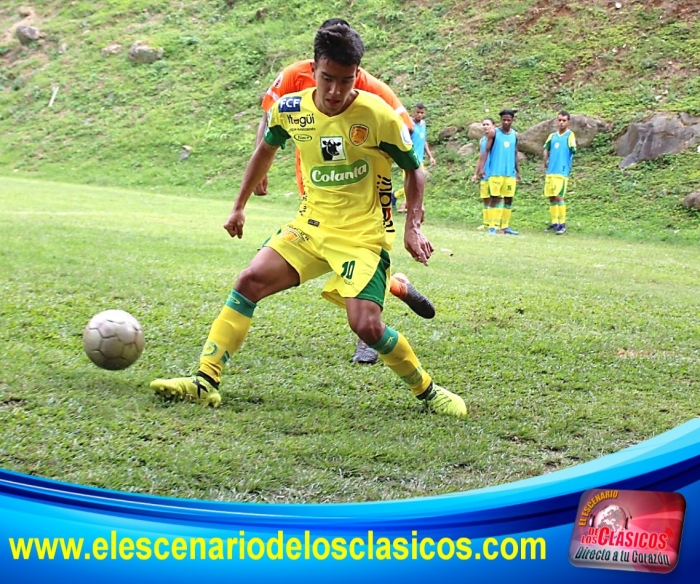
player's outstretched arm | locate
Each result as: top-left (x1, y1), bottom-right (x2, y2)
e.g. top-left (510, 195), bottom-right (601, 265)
top-left (403, 167), bottom-right (433, 265)
top-left (224, 141), bottom-right (278, 239)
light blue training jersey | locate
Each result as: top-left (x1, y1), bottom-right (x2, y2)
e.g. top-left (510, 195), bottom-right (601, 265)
top-left (488, 127), bottom-right (518, 178)
top-left (544, 129), bottom-right (577, 177)
top-left (479, 135), bottom-right (491, 180)
top-left (411, 119), bottom-right (428, 162)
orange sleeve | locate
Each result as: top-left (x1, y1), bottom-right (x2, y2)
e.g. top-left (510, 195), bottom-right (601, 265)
top-left (355, 68), bottom-right (414, 132)
top-left (260, 61), bottom-right (316, 112)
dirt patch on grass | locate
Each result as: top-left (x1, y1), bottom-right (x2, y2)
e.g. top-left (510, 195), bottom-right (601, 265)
top-left (2, 5), bottom-right (38, 45)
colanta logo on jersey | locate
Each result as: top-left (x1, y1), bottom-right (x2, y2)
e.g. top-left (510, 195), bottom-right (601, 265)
top-left (320, 136), bottom-right (346, 161)
top-left (278, 95), bottom-right (303, 112)
top-left (310, 160), bottom-right (369, 187)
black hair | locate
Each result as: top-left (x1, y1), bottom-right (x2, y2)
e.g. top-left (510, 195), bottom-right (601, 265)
top-left (499, 109), bottom-right (517, 118)
top-left (415, 103), bottom-right (426, 110)
top-left (313, 23), bottom-right (365, 66)
top-left (483, 117), bottom-right (495, 124)
top-left (319, 18), bottom-right (351, 29)
top-left (558, 110), bottom-right (571, 120)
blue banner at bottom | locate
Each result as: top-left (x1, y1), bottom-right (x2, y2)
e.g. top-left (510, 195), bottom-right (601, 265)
top-left (2, 419), bottom-right (700, 582)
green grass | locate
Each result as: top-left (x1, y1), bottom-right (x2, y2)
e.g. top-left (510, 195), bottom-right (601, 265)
top-left (2, 176), bottom-right (699, 502)
top-left (1, 0), bottom-right (699, 239)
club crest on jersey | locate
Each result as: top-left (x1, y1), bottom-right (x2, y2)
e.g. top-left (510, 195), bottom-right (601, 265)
top-left (321, 136), bottom-right (346, 161)
top-left (503, 141), bottom-right (511, 148)
top-left (278, 95), bottom-right (302, 112)
top-left (349, 124), bottom-right (369, 146)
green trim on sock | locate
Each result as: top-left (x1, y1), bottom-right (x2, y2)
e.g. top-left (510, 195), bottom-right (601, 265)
top-left (225, 290), bottom-right (257, 318)
top-left (370, 325), bottom-right (400, 355)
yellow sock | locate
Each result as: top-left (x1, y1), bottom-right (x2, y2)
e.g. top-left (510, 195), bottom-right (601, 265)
top-left (371, 326), bottom-right (432, 396)
top-left (559, 202), bottom-right (566, 224)
top-left (501, 206), bottom-right (512, 229)
top-left (550, 203), bottom-right (559, 225)
top-left (483, 204), bottom-right (490, 226)
top-left (198, 290), bottom-right (256, 383)
top-left (490, 204), bottom-right (503, 229)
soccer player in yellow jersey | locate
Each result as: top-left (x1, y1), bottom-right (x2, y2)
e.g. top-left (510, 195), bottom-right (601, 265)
top-left (151, 23), bottom-right (467, 419)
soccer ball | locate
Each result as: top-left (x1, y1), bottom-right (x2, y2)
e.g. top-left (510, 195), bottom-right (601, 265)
top-left (83, 310), bottom-right (145, 370)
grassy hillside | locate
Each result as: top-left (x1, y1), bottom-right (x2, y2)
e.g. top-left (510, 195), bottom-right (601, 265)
top-left (1, 0), bottom-right (699, 239)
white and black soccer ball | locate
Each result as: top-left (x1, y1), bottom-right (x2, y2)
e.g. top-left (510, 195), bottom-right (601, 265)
top-left (83, 310), bottom-right (145, 370)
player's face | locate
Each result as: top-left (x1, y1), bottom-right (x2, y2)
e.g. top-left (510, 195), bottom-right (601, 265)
top-left (481, 118), bottom-right (494, 133)
top-left (312, 58), bottom-right (358, 116)
top-left (413, 107), bottom-right (426, 122)
top-left (500, 114), bottom-right (514, 131)
top-left (557, 115), bottom-right (570, 131)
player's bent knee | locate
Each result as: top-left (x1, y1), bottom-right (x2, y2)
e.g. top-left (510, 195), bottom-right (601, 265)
top-left (347, 314), bottom-right (384, 346)
top-left (235, 267), bottom-right (275, 303)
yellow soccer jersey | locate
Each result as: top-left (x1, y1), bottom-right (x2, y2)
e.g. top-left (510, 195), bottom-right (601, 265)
top-left (264, 88), bottom-right (419, 250)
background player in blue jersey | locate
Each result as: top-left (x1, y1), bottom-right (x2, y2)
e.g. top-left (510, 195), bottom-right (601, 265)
top-left (472, 117), bottom-right (495, 229)
top-left (396, 103), bottom-right (436, 218)
top-left (477, 109), bottom-right (521, 235)
top-left (543, 111), bottom-right (577, 235)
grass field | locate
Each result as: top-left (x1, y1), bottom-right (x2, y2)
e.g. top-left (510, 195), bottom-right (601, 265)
top-left (1, 176), bottom-right (699, 503)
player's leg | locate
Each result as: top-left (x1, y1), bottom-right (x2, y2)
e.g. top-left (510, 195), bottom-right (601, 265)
top-left (324, 247), bottom-right (465, 419)
top-left (487, 177), bottom-right (504, 234)
top-left (555, 179), bottom-right (568, 234)
top-left (346, 298), bottom-right (467, 419)
top-left (152, 223), bottom-right (330, 406)
top-left (544, 176), bottom-right (559, 231)
top-left (389, 273), bottom-right (435, 319)
top-left (500, 179), bottom-right (518, 235)
top-left (150, 247), bottom-right (300, 406)
top-left (479, 180), bottom-right (490, 229)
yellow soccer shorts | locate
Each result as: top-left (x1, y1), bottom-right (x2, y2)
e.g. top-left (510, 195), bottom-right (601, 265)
top-left (488, 176), bottom-right (517, 198)
top-left (544, 174), bottom-right (568, 198)
top-left (265, 220), bottom-right (390, 309)
top-left (479, 180), bottom-right (490, 199)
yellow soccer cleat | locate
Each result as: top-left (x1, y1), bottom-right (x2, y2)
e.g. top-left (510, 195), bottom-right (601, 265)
top-left (150, 376), bottom-right (222, 407)
top-left (425, 384), bottom-right (467, 419)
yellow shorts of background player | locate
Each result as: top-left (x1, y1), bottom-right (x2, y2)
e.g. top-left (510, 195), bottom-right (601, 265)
top-left (479, 180), bottom-right (490, 199)
top-left (488, 176), bottom-right (517, 198)
top-left (544, 174), bottom-right (568, 198)
top-left (265, 219), bottom-right (390, 309)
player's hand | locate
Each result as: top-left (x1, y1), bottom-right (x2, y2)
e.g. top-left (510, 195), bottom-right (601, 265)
top-left (404, 227), bottom-right (434, 266)
top-left (253, 175), bottom-right (269, 196)
top-left (471, 174), bottom-right (478, 183)
top-left (224, 209), bottom-right (246, 239)
top-left (429, 157), bottom-right (436, 167)
top-left (516, 173), bottom-right (522, 183)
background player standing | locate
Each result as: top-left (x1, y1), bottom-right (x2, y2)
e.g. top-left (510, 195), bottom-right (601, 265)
top-left (477, 109), bottom-right (521, 235)
top-left (543, 110), bottom-right (577, 235)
